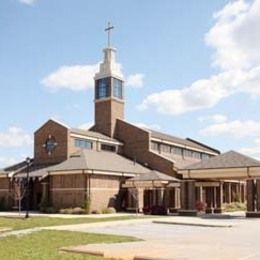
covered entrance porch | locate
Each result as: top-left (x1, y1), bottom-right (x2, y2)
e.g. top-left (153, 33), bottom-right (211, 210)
top-left (179, 151), bottom-right (260, 217)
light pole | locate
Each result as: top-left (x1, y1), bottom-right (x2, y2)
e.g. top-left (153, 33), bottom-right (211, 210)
top-left (25, 157), bottom-right (30, 219)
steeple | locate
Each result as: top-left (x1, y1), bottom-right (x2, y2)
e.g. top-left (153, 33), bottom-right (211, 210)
top-left (92, 23), bottom-right (125, 138)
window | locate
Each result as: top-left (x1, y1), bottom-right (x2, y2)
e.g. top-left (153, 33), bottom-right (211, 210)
top-left (96, 78), bottom-right (109, 99)
top-left (101, 144), bottom-right (116, 152)
top-left (192, 151), bottom-right (201, 159)
top-left (74, 139), bottom-right (92, 150)
top-left (184, 149), bottom-right (193, 158)
top-left (161, 144), bottom-right (171, 153)
top-left (151, 142), bottom-right (160, 152)
top-left (171, 146), bottom-right (183, 156)
top-left (113, 78), bottom-right (123, 99)
top-left (202, 153), bottom-right (210, 160)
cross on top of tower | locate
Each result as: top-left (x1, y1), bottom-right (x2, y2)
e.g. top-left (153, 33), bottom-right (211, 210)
top-left (105, 22), bottom-right (114, 47)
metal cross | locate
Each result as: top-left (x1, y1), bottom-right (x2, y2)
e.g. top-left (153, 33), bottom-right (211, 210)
top-left (105, 22), bottom-right (114, 47)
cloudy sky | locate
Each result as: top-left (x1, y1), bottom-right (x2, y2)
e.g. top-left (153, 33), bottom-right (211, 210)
top-left (1, 0), bottom-right (260, 167)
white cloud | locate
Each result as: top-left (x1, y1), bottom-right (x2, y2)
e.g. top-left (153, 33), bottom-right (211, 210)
top-left (239, 147), bottom-right (260, 160)
top-left (0, 157), bottom-right (22, 168)
top-left (139, 0), bottom-right (260, 115)
top-left (126, 74), bottom-right (145, 88)
top-left (198, 114), bottom-right (228, 123)
top-left (133, 122), bottom-right (161, 131)
top-left (41, 64), bottom-right (100, 91)
top-left (0, 127), bottom-right (33, 148)
top-left (19, 0), bottom-right (37, 5)
top-left (42, 63), bottom-right (145, 91)
top-left (200, 119), bottom-right (260, 138)
top-left (78, 122), bottom-right (94, 130)
top-left (255, 138), bottom-right (260, 144)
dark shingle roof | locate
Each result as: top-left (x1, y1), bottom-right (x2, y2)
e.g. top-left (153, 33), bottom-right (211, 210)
top-left (149, 129), bottom-right (219, 154)
top-left (184, 150), bottom-right (260, 170)
top-left (49, 150), bottom-right (149, 174)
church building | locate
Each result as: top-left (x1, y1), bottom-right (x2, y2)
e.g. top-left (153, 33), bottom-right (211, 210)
top-left (1, 26), bottom-right (260, 217)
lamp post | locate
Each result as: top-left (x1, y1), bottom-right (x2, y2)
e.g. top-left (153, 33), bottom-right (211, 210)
top-left (25, 157), bottom-right (30, 219)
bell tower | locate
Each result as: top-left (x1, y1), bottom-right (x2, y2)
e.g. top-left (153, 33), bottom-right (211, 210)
top-left (93, 23), bottom-right (124, 137)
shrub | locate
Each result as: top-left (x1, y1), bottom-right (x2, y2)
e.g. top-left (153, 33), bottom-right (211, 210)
top-left (0, 197), bottom-right (7, 211)
top-left (150, 205), bottom-right (168, 215)
top-left (101, 207), bottom-right (116, 214)
top-left (223, 202), bottom-right (246, 212)
top-left (85, 195), bottom-right (91, 214)
top-left (91, 209), bottom-right (101, 214)
top-left (59, 207), bottom-right (86, 214)
top-left (142, 207), bottom-right (151, 215)
top-left (195, 201), bottom-right (207, 212)
top-left (41, 206), bottom-right (57, 214)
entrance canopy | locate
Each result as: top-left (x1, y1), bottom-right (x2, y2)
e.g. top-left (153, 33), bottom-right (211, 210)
top-left (179, 151), bottom-right (260, 180)
top-left (123, 170), bottom-right (180, 188)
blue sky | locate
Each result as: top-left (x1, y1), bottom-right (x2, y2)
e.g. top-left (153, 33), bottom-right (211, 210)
top-left (1, 0), bottom-right (260, 166)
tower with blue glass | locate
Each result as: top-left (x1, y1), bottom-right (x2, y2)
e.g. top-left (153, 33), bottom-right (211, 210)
top-left (93, 23), bottom-right (125, 137)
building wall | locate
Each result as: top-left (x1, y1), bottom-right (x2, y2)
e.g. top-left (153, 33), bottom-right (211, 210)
top-left (34, 120), bottom-right (69, 165)
top-left (49, 173), bottom-right (123, 211)
top-left (115, 119), bottom-right (177, 176)
top-left (0, 177), bottom-right (10, 208)
top-left (94, 98), bottom-right (124, 138)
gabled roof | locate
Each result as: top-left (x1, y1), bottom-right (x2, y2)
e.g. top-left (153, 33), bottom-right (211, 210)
top-left (128, 170), bottom-right (179, 182)
top-left (49, 150), bottom-right (149, 175)
top-left (184, 150), bottom-right (260, 170)
top-left (70, 128), bottom-right (120, 143)
top-left (149, 129), bottom-right (220, 154)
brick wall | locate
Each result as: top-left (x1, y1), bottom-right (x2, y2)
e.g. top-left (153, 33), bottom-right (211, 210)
top-left (115, 119), bottom-right (177, 176)
top-left (0, 177), bottom-right (11, 208)
top-left (34, 120), bottom-right (69, 165)
top-left (49, 173), bottom-right (123, 211)
top-left (93, 98), bottom-right (124, 138)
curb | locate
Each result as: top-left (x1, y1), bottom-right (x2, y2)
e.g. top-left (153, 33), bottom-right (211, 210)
top-left (153, 220), bottom-right (232, 228)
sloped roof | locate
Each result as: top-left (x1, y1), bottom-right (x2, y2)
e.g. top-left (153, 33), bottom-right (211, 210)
top-left (128, 170), bottom-right (179, 182)
top-left (154, 152), bottom-right (201, 169)
top-left (70, 128), bottom-right (119, 143)
top-left (149, 129), bottom-right (219, 154)
top-left (184, 150), bottom-right (260, 170)
top-left (49, 150), bottom-right (149, 174)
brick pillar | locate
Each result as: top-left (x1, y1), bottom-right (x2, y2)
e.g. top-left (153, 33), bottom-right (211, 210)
top-left (246, 179), bottom-right (255, 212)
top-left (227, 183), bottom-right (232, 203)
top-left (214, 183), bottom-right (223, 213)
top-left (187, 181), bottom-right (196, 210)
top-left (205, 187), bottom-right (214, 214)
top-left (180, 181), bottom-right (187, 210)
top-left (179, 180), bottom-right (197, 216)
top-left (256, 180), bottom-right (260, 212)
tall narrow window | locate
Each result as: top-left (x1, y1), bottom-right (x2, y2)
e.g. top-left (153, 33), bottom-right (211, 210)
top-left (113, 78), bottom-right (123, 99)
top-left (96, 78), bottom-right (109, 99)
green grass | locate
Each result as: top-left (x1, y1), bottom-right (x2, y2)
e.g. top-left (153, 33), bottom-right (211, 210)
top-left (0, 215), bottom-right (143, 230)
top-left (0, 230), bottom-right (138, 260)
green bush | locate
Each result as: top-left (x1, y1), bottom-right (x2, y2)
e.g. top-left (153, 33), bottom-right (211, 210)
top-left (84, 195), bottom-right (91, 214)
top-left (91, 209), bottom-right (101, 214)
top-left (102, 207), bottom-right (116, 214)
top-left (223, 202), bottom-right (246, 212)
top-left (59, 207), bottom-right (85, 214)
top-left (0, 197), bottom-right (7, 211)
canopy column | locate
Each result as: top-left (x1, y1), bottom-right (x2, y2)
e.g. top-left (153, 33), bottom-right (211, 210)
top-left (179, 180), bottom-right (197, 216)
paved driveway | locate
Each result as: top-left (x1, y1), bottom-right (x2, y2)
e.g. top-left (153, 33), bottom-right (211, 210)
top-left (57, 216), bottom-right (260, 259)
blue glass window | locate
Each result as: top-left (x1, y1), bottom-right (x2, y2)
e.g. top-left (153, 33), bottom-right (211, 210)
top-left (113, 78), bottom-right (123, 99)
top-left (74, 139), bottom-right (92, 150)
top-left (96, 78), bottom-right (109, 99)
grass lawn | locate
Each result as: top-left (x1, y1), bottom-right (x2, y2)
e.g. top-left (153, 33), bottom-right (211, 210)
top-left (0, 215), bottom-right (143, 230)
top-left (0, 230), bottom-right (139, 259)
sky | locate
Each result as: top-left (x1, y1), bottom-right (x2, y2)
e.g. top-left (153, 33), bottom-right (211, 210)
top-left (1, 0), bottom-right (260, 167)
